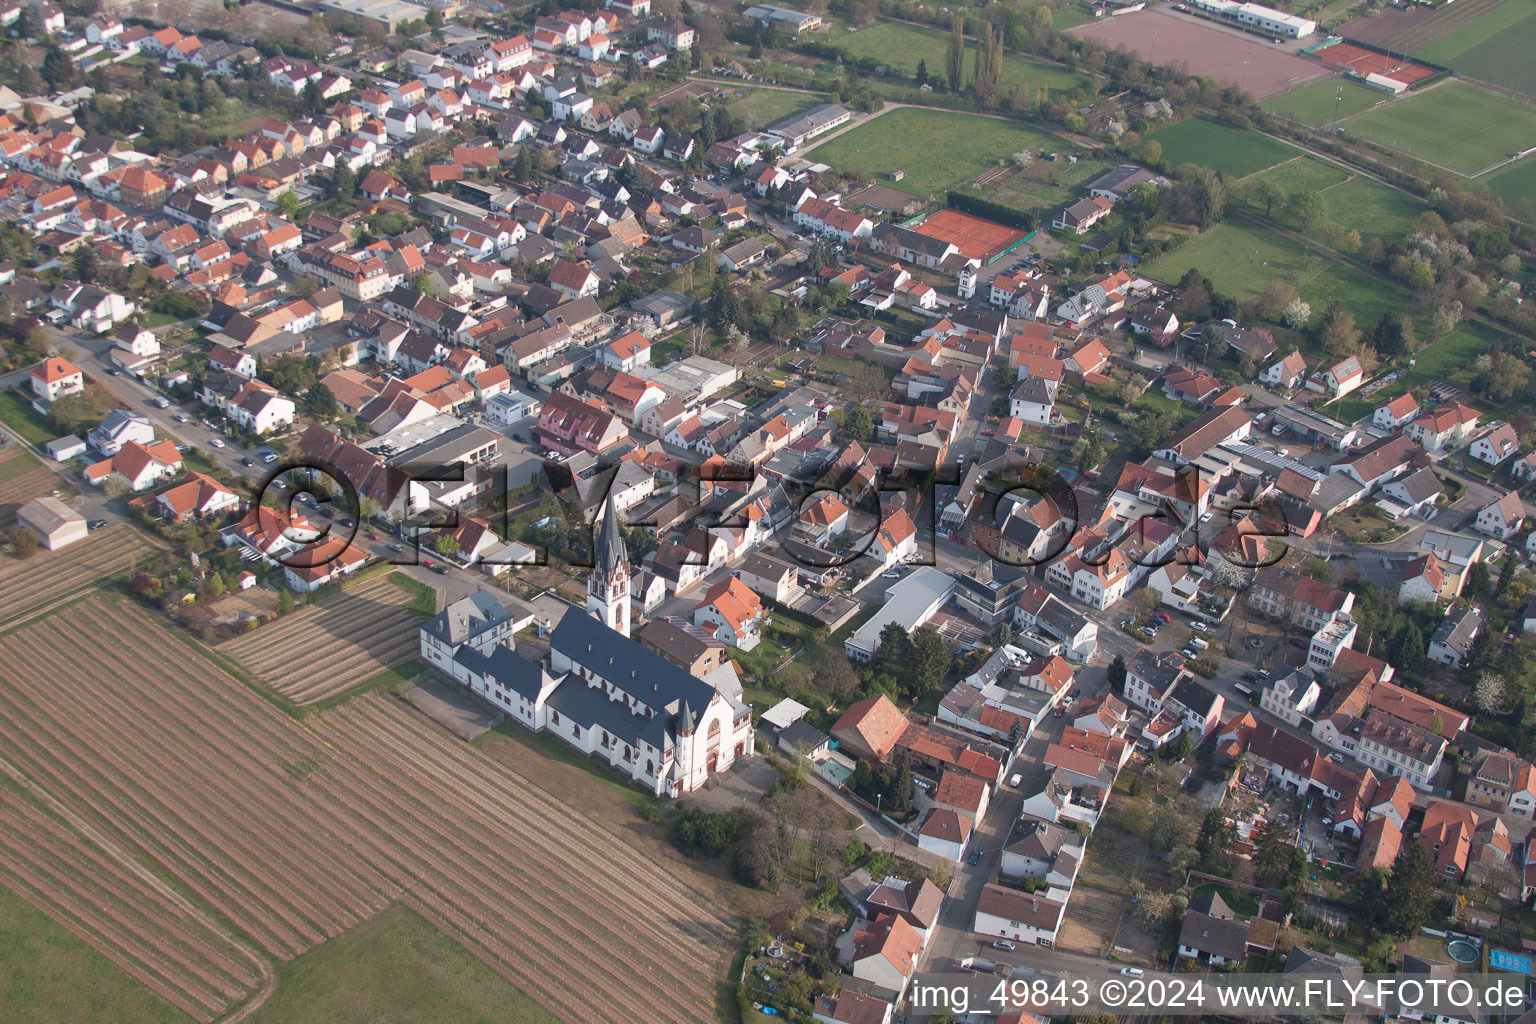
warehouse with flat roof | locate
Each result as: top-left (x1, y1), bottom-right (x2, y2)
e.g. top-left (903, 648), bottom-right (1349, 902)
top-left (766, 103), bottom-right (851, 148)
top-left (319, 0), bottom-right (432, 33)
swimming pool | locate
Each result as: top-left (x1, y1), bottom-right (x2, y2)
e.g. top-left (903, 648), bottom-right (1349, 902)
top-left (1447, 939), bottom-right (1479, 965)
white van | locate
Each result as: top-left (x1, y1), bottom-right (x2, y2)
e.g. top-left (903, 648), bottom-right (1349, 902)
top-left (1189, 637), bottom-right (1209, 652)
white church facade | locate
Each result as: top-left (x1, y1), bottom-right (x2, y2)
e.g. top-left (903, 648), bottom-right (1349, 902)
top-left (421, 490), bottom-right (755, 796)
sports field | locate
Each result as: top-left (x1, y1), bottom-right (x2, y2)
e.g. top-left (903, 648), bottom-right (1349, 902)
top-left (1340, 81), bottom-right (1536, 174)
top-left (1260, 78), bottom-right (1386, 126)
top-left (1488, 157), bottom-right (1536, 208)
top-left (808, 107), bottom-right (1065, 199)
top-left (1411, 0), bottom-right (1536, 97)
top-left (1310, 40), bottom-right (1438, 87)
top-left (1142, 215), bottom-right (1401, 325)
top-left (826, 20), bottom-right (1091, 98)
top-left (1146, 116), bottom-right (1296, 178)
top-left (1070, 10), bottom-right (1327, 97)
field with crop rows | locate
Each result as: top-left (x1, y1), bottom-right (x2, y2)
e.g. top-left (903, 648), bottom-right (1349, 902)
top-left (0, 526), bottom-right (160, 628)
top-left (219, 575), bottom-right (430, 704)
top-left (0, 445), bottom-right (56, 527)
top-left (0, 597), bottom-right (736, 1023)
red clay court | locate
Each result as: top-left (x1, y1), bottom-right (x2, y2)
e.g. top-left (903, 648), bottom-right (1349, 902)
top-left (912, 208), bottom-right (1028, 263)
top-left (1310, 40), bottom-right (1437, 87)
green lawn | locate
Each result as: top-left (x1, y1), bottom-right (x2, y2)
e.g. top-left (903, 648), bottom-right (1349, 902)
top-left (1313, 175), bottom-right (1425, 245)
top-left (810, 107), bottom-right (1068, 198)
top-left (1260, 78), bottom-right (1386, 127)
top-left (1340, 81), bottom-right (1536, 175)
top-left (1413, 0), bottom-right (1536, 98)
top-left (0, 881), bottom-right (196, 1024)
top-left (725, 88), bottom-right (821, 130)
top-left (1233, 156), bottom-right (1424, 244)
top-left (1335, 320), bottom-right (1509, 423)
top-left (1141, 214), bottom-right (1402, 325)
top-left (825, 19), bottom-right (1092, 98)
top-left (246, 904), bottom-right (557, 1024)
top-left (968, 152), bottom-right (1121, 213)
top-left (728, 636), bottom-right (791, 681)
top-left (1147, 116), bottom-right (1296, 178)
top-left (1487, 156), bottom-right (1536, 210)
top-left (1233, 155), bottom-right (1351, 208)
top-left (0, 391), bottom-right (57, 447)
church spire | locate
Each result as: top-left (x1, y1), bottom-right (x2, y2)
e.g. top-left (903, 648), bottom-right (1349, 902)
top-left (594, 486), bottom-right (627, 576)
top-left (586, 486), bottom-right (631, 637)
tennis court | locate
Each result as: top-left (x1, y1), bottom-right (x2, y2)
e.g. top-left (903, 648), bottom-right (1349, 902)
top-left (912, 208), bottom-right (1029, 263)
top-left (1310, 40), bottom-right (1438, 88)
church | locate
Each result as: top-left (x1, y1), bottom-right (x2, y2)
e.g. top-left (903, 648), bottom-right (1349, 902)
top-left (421, 489), bottom-right (756, 796)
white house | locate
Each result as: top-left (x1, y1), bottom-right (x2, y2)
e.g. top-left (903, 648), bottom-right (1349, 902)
top-left (1475, 491), bottom-right (1525, 541)
top-left (28, 356), bottom-right (83, 403)
top-left (973, 884), bottom-right (1065, 947)
top-left (1373, 393), bottom-right (1419, 431)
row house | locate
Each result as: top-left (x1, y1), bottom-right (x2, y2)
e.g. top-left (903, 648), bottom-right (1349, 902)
top-left (1247, 567), bottom-right (1353, 631)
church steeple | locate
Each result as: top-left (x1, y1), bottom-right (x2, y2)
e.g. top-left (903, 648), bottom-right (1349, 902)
top-left (594, 486), bottom-right (627, 576)
top-left (586, 488), bottom-right (631, 637)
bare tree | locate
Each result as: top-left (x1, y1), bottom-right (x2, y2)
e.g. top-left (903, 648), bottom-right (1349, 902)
top-left (687, 322), bottom-right (709, 357)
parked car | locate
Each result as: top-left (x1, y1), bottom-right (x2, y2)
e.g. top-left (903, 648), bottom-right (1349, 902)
top-left (389, 543), bottom-right (404, 552)
top-left (241, 456), bottom-right (254, 467)
top-left (1154, 612), bottom-right (1171, 623)
top-left (87, 519), bottom-right (107, 531)
top-left (1009, 773), bottom-right (1022, 787)
top-left (208, 438), bottom-right (225, 448)
top-left (1120, 967), bottom-right (1144, 977)
top-left (172, 413), bottom-right (188, 423)
top-left (969, 849), bottom-right (981, 865)
top-left (1190, 621), bottom-right (1208, 633)
top-left (992, 939), bottom-right (1015, 951)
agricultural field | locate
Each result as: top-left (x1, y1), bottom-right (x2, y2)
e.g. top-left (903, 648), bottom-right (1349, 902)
top-left (1141, 215), bottom-right (1402, 325)
top-left (218, 573), bottom-right (433, 705)
top-left (0, 786), bottom-right (251, 1024)
top-left (1410, 0), bottom-right (1536, 97)
top-left (824, 20), bottom-right (1091, 99)
top-left (0, 526), bottom-right (161, 628)
top-left (724, 87), bottom-right (818, 130)
top-left (0, 596), bottom-right (738, 1024)
top-left (0, 445), bottom-right (56, 527)
top-left (1260, 78), bottom-right (1386, 126)
top-left (1339, 81), bottom-right (1536, 175)
top-left (1147, 116), bottom-right (1296, 178)
top-left (245, 905), bottom-right (556, 1024)
top-left (809, 107), bottom-right (1066, 199)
